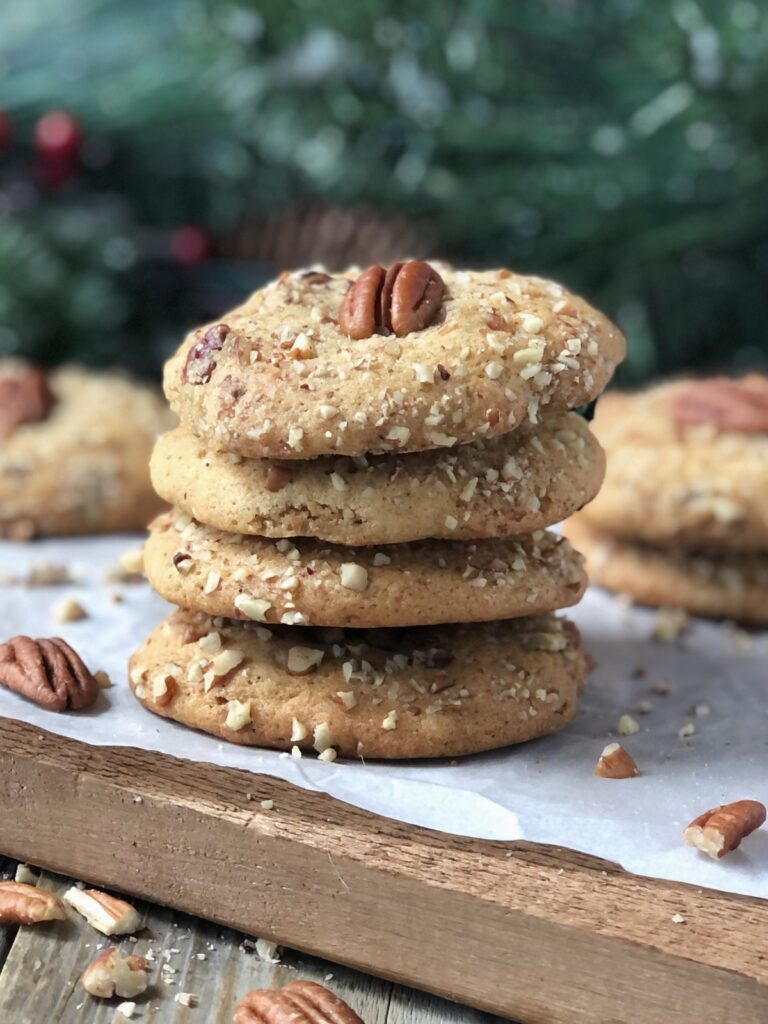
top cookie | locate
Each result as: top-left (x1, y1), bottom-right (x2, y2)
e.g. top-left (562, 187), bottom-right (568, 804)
top-left (0, 360), bottom-right (173, 539)
top-left (164, 262), bottom-right (625, 459)
top-left (578, 376), bottom-right (768, 552)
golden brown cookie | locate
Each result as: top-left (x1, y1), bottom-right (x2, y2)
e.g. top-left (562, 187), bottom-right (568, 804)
top-left (143, 511), bottom-right (586, 628)
top-left (566, 515), bottom-right (768, 625)
top-left (128, 609), bottom-right (589, 759)
top-left (0, 362), bottom-right (174, 539)
top-left (150, 412), bottom-right (604, 545)
top-left (164, 262), bottom-right (625, 460)
top-left (579, 377), bottom-right (768, 553)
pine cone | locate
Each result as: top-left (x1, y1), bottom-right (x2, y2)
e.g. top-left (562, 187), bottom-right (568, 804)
top-left (221, 203), bottom-right (431, 271)
top-left (0, 635), bottom-right (99, 711)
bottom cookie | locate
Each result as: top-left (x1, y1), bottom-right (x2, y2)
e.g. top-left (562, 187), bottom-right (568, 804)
top-left (129, 609), bottom-right (589, 759)
top-left (565, 516), bottom-right (768, 625)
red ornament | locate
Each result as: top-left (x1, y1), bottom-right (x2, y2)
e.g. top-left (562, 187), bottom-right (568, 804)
top-left (35, 110), bottom-right (81, 186)
top-left (0, 113), bottom-right (11, 151)
top-left (35, 110), bottom-right (81, 159)
top-left (170, 226), bottom-right (212, 265)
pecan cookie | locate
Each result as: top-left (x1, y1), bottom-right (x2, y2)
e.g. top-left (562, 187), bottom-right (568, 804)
top-left (0, 361), bottom-right (174, 539)
top-left (150, 411), bottom-right (604, 545)
top-left (128, 609), bottom-right (589, 759)
top-left (566, 515), bottom-right (768, 625)
top-left (143, 511), bottom-right (586, 628)
top-left (575, 377), bottom-right (768, 553)
top-left (163, 262), bottom-right (625, 460)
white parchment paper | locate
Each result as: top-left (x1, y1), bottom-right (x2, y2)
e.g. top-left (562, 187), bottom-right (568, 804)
top-left (1, 535), bottom-right (766, 898)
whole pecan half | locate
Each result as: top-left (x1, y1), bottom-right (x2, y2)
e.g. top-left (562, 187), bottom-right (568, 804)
top-left (234, 980), bottom-right (363, 1024)
top-left (183, 323), bottom-right (230, 384)
top-left (0, 367), bottom-right (55, 439)
top-left (338, 260), bottom-right (444, 339)
top-left (671, 376), bottom-right (768, 434)
top-left (0, 635), bottom-right (100, 712)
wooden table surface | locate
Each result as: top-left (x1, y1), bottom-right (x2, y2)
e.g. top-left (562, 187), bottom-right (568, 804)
top-left (0, 858), bottom-right (511, 1024)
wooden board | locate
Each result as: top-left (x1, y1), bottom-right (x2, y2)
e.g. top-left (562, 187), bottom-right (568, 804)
top-left (1, 716), bottom-right (766, 1024)
top-left (0, 862), bottom-right (503, 1023)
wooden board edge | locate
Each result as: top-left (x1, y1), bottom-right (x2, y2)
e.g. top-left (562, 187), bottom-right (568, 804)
top-left (1, 718), bottom-right (766, 1024)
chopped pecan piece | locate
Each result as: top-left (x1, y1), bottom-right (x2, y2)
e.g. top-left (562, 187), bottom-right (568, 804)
top-left (0, 367), bottom-right (55, 439)
top-left (683, 799), bottom-right (766, 859)
top-left (183, 323), bottom-right (230, 384)
top-left (0, 882), bottom-right (66, 925)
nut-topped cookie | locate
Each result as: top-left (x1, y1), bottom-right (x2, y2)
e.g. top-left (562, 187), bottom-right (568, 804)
top-left (0, 361), bottom-right (174, 539)
top-left (164, 262), bottom-right (625, 460)
top-left (129, 609), bottom-right (588, 759)
top-left (150, 411), bottom-right (605, 545)
top-left (143, 511), bottom-right (586, 628)
top-left (576, 376), bottom-right (768, 552)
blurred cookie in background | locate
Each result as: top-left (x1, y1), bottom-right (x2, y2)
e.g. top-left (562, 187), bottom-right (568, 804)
top-left (0, 360), bottom-right (174, 539)
top-left (564, 374), bottom-right (768, 620)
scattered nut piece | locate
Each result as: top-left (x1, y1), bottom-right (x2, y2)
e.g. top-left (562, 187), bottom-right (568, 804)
top-left (82, 947), bottom-right (148, 999)
top-left (260, 799), bottom-right (274, 811)
top-left (678, 722), bottom-right (695, 739)
top-left (14, 863), bottom-right (39, 885)
top-left (671, 913), bottom-right (686, 925)
top-left (119, 548), bottom-right (145, 576)
top-left (64, 887), bottom-right (142, 935)
top-left (255, 938), bottom-right (280, 963)
top-left (617, 714), bottom-right (639, 737)
top-left (116, 1002), bottom-right (137, 1019)
top-left (234, 980), bottom-right (362, 1024)
top-left (594, 743), bottom-right (639, 779)
top-left (94, 670), bottom-right (112, 689)
top-left (26, 561), bottom-right (77, 586)
top-left (0, 882), bottom-right (66, 924)
top-left (652, 608), bottom-right (689, 643)
top-left (53, 597), bottom-right (87, 623)
top-left (683, 799), bottom-right (766, 860)
top-left (175, 992), bottom-right (200, 1007)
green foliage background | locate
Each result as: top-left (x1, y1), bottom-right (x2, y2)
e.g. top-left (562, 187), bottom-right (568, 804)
top-left (1, 0), bottom-right (766, 381)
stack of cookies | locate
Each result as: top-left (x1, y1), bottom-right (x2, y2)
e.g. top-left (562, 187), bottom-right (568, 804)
top-left (565, 375), bottom-right (768, 626)
top-left (130, 261), bottom-right (625, 759)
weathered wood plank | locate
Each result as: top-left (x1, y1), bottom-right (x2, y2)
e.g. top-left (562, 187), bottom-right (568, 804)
top-left (1, 719), bottom-right (766, 1024)
top-left (0, 858), bottom-right (17, 971)
top-left (0, 867), bottom-right (509, 1023)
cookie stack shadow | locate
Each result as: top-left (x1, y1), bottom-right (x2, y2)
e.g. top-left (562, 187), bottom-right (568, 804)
top-left (130, 260), bottom-right (625, 759)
